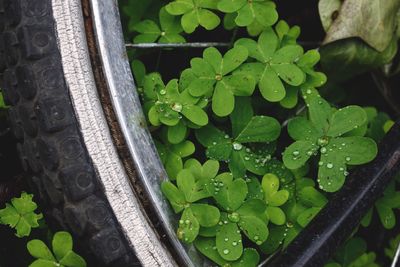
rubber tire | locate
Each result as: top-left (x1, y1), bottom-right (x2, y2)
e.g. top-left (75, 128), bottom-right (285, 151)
top-left (0, 0), bottom-right (139, 266)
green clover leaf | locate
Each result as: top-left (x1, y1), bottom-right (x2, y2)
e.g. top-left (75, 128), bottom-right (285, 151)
top-left (27, 231), bottom-right (86, 267)
top-left (133, 8), bottom-right (185, 43)
top-left (187, 46), bottom-right (255, 117)
top-left (260, 177), bottom-right (326, 255)
top-left (196, 97), bottom-right (281, 177)
top-left (0, 192), bottom-right (43, 237)
top-left (368, 181), bottom-right (400, 229)
top-left (195, 237), bottom-right (260, 267)
top-left (204, 173), bottom-right (268, 260)
top-left (165, 0), bottom-right (220, 33)
top-left (235, 27), bottom-right (306, 102)
top-left (283, 89), bottom-right (378, 192)
top-left (147, 78), bottom-right (208, 127)
top-left (326, 238), bottom-right (379, 267)
top-left (217, 0), bottom-right (278, 33)
top-left (156, 139), bottom-right (195, 179)
top-left (384, 234), bottom-right (400, 259)
top-left (161, 160), bottom-right (221, 243)
top-left (262, 174), bottom-right (289, 225)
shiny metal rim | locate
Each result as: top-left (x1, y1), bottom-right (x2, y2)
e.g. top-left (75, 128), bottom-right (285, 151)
top-left (86, 0), bottom-right (205, 266)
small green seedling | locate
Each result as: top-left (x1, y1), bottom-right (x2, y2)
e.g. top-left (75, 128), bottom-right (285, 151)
top-left (0, 192), bottom-right (43, 237)
top-left (132, 7), bottom-right (185, 43)
top-left (27, 231), bottom-right (86, 267)
top-left (165, 0), bottom-right (220, 33)
top-left (161, 160), bottom-right (221, 243)
top-left (186, 46), bottom-right (254, 117)
top-left (283, 88), bottom-right (377, 192)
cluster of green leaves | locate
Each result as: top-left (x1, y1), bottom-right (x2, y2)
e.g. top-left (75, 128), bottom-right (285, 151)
top-left (27, 232), bottom-right (86, 267)
top-left (0, 192), bottom-right (43, 237)
top-left (0, 192), bottom-right (86, 267)
top-left (385, 234), bottom-right (400, 260)
top-left (126, 1), bottom-right (393, 266)
top-left (325, 237), bottom-right (379, 267)
top-left (127, 0), bottom-right (280, 43)
top-left (283, 88), bottom-right (378, 192)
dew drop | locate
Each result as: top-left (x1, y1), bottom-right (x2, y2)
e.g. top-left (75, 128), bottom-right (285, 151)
top-left (320, 147), bottom-right (327, 154)
top-left (292, 150), bottom-right (300, 156)
top-left (233, 142), bottom-right (243, 151)
top-left (232, 241), bottom-right (238, 246)
top-left (223, 249), bottom-right (230, 255)
top-left (345, 157), bottom-right (351, 162)
top-left (159, 89), bottom-right (166, 95)
top-left (326, 163), bottom-right (333, 169)
top-left (172, 103), bottom-right (182, 112)
top-left (318, 161), bottom-right (324, 166)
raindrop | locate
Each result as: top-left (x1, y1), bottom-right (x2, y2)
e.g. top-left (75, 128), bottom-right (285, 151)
top-left (326, 163), bottom-right (333, 169)
top-left (223, 249), bottom-right (230, 255)
top-left (224, 134), bottom-right (230, 139)
top-left (224, 238), bottom-right (229, 242)
top-left (292, 150), bottom-right (300, 156)
top-left (232, 241), bottom-right (238, 246)
top-left (256, 241), bottom-right (262, 245)
top-left (254, 235), bottom-right (259, 241)
top-left (320, 147), bottom-right (327, 154)
top-left (172, 103), bottom-right (182, 112)
top-left (233, 142), bottom-right (243, 151)
top-left (345, 157), bottom-right (351, 162)
top-left (318, 161), bottom-right (324, 166)
top-left (185, 220), bottom-right (190, 225)
top-left (306, 89), bottom-right (312, 94)
top-left (159, 89), bottom-right (166, 95)
top-left (244, 156), bottom-right (250, 161)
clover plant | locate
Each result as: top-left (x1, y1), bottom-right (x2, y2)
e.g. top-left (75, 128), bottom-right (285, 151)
top-left (161, 159), bottom-right (221, 242)
top-left (27, 232), bottom-right (86, 267)
top-left (165, 0), bottom-right (220, 33)
top-left (132, 8), bottom-right (185, 43)
top-left (324, 238), bottom-right (379, 267)
top-left (0, 192), bottom-right (86, 267)
top-left (122, 0), bottom-right (397, 265)
top-left (283, 88), bottom-right (377, 192)
top-left (186, 46), bottom-right (254, 116)
top-left (196, 97), bottom-right (280, 177)
top-left (0, 192), bottom-right (43, 237)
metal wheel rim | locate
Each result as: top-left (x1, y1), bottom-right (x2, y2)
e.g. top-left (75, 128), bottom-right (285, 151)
top-left (86, 0), bottom-right (204, 266)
